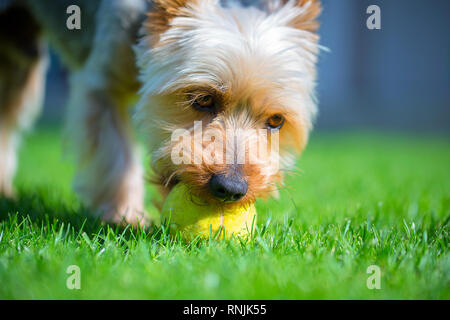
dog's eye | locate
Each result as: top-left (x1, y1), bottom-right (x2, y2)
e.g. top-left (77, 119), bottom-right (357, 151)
top-left (192, 95), bottom-right (215, 112)
top-left (266, 114), bottom-right (285, 130)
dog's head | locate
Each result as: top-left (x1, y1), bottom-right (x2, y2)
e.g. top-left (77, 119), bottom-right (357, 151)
top-left (135, 0), bottom-right (321, 204)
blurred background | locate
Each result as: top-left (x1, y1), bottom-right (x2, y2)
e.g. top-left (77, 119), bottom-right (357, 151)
top-left (40, 0), bottom-right (450, 134)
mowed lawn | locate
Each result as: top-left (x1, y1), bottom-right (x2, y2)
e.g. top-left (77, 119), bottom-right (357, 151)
top-left (0, 125), bottom-right (448, 299)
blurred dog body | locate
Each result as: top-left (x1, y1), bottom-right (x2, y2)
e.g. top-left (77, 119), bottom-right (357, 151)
top-left (0, 0), bottom-right (148, 224)
top-left (0, 0), bottom-right (321, 226)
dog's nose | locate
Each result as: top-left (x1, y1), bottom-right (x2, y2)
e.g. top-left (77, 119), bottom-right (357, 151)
top-left (208, 174), bottom-right (248, 202)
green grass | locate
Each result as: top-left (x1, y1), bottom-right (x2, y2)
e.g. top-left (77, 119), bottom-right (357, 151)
top-left (0, 126), bottom-right (449, 299)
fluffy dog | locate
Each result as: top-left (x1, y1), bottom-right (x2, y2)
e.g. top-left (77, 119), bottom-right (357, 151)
top-left (0, 0), bottom-right (321, 226)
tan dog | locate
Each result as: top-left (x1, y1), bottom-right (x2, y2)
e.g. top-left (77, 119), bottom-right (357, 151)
top-left (0, 0), bottom-right (321, 226)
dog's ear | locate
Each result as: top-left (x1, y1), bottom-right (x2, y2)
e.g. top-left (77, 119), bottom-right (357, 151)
top-left (144, 0), bottom-right (194, 42)
top-left (289, 0), bottom-right (321, 32)
top-left (265, 0), bottom-right (321, 32)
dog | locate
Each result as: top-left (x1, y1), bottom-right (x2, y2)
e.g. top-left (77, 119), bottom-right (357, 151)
top-left (0, 0), bottom-right (321, 226)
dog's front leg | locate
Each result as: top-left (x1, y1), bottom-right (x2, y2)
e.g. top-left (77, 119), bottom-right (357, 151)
top-left (66, 72), bottom-right (146, 226)
top-left (0, 6), bottom-right (48, 197)
top-left (65, 0), bottom-right (148, 226)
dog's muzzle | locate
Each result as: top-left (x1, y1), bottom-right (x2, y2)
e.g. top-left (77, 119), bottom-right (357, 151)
top-left (208, 173), bottom-right (248, 202)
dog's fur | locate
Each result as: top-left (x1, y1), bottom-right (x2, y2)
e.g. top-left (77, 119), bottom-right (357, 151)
top-left (0, 0), bottom-right (321, 226)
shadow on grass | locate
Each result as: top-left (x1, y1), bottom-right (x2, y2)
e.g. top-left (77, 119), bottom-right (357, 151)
top-left (0, 190), bottom-right (161, 242)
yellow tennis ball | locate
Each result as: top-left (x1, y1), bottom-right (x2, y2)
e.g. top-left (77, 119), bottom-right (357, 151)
top-left (161, 183), bottom-right (256, 241)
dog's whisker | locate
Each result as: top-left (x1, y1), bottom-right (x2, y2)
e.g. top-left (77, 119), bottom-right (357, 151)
top-left (164, 171), bottom-right (180, 188)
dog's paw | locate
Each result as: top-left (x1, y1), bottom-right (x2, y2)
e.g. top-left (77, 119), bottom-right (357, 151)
top-left (99, 203), bottom-right (151, 228)
top-left (0, 182), bottom-right (16, 200)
